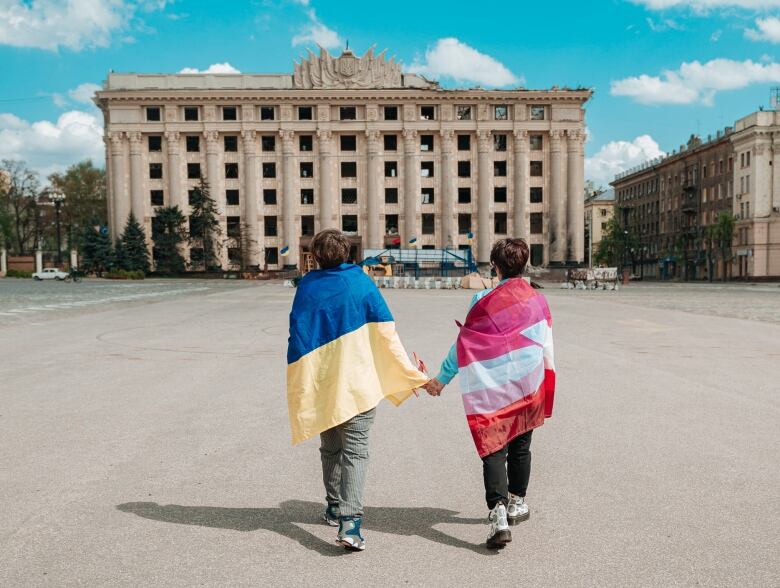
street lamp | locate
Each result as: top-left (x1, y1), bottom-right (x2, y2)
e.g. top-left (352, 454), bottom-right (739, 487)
top-left (50, 190), bottom-right (66, 266)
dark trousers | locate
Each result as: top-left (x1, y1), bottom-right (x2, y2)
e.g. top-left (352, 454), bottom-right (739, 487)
top-left (482, 430), bottom-right (533, 510)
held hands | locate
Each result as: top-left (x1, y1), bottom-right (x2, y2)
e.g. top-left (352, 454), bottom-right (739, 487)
top-left (422, 378), bottom-right (445, 397)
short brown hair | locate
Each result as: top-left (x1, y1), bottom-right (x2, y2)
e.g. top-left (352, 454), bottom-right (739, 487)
top-left (311, 229), bottom-right (351, 269)
top-left (490, 238), bottom-right (529, 278)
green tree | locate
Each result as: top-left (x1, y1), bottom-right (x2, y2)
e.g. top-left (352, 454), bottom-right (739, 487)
top-left (714, 212), bottom-right (735, 282)
top-left (152, 206), bottom-right (187, 274)
top-left (118, 212), bottom-right (150, 273)
top-left (48, 161), bottom-right (107, 251)
top-left (80, 223), bottom-right (114, 276)
top-left (187, 177), bottom-right (222, 271)
top-left (594, 214), bottom-right (638, 269)
top-left (0, 160), bottom-right (40, 254)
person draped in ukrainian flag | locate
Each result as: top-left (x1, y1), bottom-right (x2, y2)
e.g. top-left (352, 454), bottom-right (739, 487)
top-left (287, 229), bottom-right (428, 552)
top-left (423, 238), bottom-right (556, 549)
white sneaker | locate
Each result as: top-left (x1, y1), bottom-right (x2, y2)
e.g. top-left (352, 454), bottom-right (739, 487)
top-left (486, 504), bottom-right (512, 548)
top-left (507, 493), bottom-right (530, 525)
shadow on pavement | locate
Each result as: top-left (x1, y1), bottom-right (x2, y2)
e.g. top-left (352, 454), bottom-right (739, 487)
top-left (117, 499), bottom-right (496, 556)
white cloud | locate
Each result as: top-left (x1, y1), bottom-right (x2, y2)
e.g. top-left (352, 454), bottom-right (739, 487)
top-left (611, 58), bottom-right (780, 105)
top-left (710, 29), bottom-right (723, 41)
top-left (0, 0), bottom-right (169, 52)
top-left (406, 38), bottom-right (521, 87)
top-left (631, 0), bottom-right (780, 9)
top-left (0, 110), bottom-right (104, 177)
top-left (68, 82), bottom-right (101, 105)
top-left (646, 16), bottom-right (684, 31)
top-left (291, 8), bottom-right (342, 50)
top-left (179, 63), bottom-right (240, 74)
top-left (585, 135), bottom-right (666, 184)
top-left (745, 16), bottom-right (780, 42)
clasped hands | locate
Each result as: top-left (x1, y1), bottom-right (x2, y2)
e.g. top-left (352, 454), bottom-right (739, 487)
top-left (421, 378), bottom-right (445, 397)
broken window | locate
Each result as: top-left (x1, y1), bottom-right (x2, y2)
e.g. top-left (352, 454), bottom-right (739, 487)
top-left (457, 135), bottom-right (471, 151)
top-left (301, 215), bottom-right (315, 236)
top-left (494, 161), bottom-right (507, 177)
top-left (456, 106), bottom-right (472, 120)
top-left (262, 162), bottom-right (276, 178)
top-left (494, 134), bottom-right (507, 152)
top-left (225, 163), bottom-right (239, 179)
top-left (458, 213), bottom-right (471, 234)
top-left (186, 135), bottom-right (200, 152)
top-left (385, 188), bottom-right (398, 204)
top-left (421, 187), bottom-right (435, 204)
top-left (458, 161), bottom-right (471, 177)
top-left (384, 106), bottom-right (398, 120)
top-left (224, 136), bottom-right (238, 152)
top-left (341, 161), bottom-right (357, 178)
top-left (150, 190), bottom-right (164, 206)
top-left (529, 106), bottom-right (545, 120)
top-left (384, 134), bottom-right (397, 151)
top-left (263, 189), bottom-right (277, 205)
top-left (529, 134), bottom-right (543, 150)
top-left (264, 216), bottom-right (277, 237)
top-left (458, 187), bottom-right (471, 203)
top-left (422, 213), bottom-right (435, 234)
top-left (226, 189), bottom-right (240, 206)
top-left (385, 214), bottom-right (399, 234)
top-left (530, 187), bottom-right (543, 203)
top-left (421, 161), bottom-right (434, 177)
top-left (420, 106), bottom-right (435, 120)
top-left (341, 188), bottom-right (357, 204)
top-left (340, 106), bottom-right (356, 120)
top-left (261, 136), bottom-right (275, 151)
top-left (187, 163), bottom-right (201, 179)
top-left (300, 189), bottom-right (314, 205)
top-left (342, 215), bottom-right (358, 233)
top-left (227, 216), bottom-right (241, 238)
top-left (223, 107), bottom-right (237, 121)
top-left (260, 106), bottom-right (275, 121)
top-left (341, 135), bottom-right (357, 151)
top-left (530, 212), bottom-right (543, 234)
top-left (494, 105), bottom-right (508, 120)
top-left (299, 135), bottom-right (313, 152)
top-left (494, 186), bottom-right (507, 203)
top-left (298, 106), bottom-right (313, 120)
top-left (148, 135), bottom-right (162, 152)
top-left (184, 107), bottom-right (199, 121)
top-left (265, 247), bottom-right (279, 265)
top-left (420, 135), bottom-right (434, 152)
top-left (530, 161), bottom-right (543, 176)
top-left (494, 212), bottom-right (507, 234)
top-left (149, 163), bottom-right (163, 179)
top-left (385, 161), bottom-right (398, 178)
top-left (300, 162), bottom-right (314, 178)
top-left (146, 107), bottom-right (161, 122)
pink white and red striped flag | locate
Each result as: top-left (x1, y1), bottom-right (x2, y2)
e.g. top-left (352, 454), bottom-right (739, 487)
top-left (456, 278), bottom-right (556, 457)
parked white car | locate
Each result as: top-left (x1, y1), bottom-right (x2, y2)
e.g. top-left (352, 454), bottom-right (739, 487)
top-left (32, 268), bottom-right (69, 281)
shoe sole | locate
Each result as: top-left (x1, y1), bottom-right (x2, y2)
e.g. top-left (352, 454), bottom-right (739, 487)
top-left (508, 512), bottom-right (530, 525)
top-left (336, 539), bottom-right (365, 552)
top-left (323, 516), bottom-right (339, 527)
top-left (486, 529), bottom-right (512, 549)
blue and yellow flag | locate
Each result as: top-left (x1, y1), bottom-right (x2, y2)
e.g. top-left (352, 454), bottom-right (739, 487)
top-left (287, 263), bottom-right (428, 444)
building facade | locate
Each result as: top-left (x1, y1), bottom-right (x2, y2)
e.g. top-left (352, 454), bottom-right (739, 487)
top-left (583, 188), bottom-right (614, 267)
top-left (96, 48), bottom-right (591, 270)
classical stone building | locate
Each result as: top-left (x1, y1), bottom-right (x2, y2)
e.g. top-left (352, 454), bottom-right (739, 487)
top-left (95, 47), bottom-right (591, 271)
top-left (583, 188), bottom-right (614, 267)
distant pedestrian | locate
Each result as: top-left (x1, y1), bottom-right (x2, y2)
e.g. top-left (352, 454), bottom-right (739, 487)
top-left (423, 238), bottom-right (556, 549)
top-left (287, 229), bottom-right (428, 551)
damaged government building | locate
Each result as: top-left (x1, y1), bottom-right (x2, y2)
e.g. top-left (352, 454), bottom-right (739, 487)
top-left (95, 47), bottom-right (592, 270)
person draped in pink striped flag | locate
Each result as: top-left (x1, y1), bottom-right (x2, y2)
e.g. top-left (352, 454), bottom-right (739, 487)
top-left (423, 238), bottom-right (556, 549)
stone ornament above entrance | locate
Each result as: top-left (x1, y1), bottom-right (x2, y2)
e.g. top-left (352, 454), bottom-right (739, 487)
top-left (293, 46), bottom-right (412, 89)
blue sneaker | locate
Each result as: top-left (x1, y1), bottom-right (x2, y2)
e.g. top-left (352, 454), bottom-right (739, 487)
top-left (323, 504), bottom-right (340, 527)
top-left (337, 517), bottom-right (366, 551)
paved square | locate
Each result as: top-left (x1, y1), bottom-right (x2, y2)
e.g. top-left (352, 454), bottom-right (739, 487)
top-left (0, 279), bottom-right (778, 586)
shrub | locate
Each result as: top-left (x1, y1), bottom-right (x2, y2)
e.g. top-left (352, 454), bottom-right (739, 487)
top-left (104, 269), bottom-right (145, 280)
top-left (6, 269), bottom-right (33, 278)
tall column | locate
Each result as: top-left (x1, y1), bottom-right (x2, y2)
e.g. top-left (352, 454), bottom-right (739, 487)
top-left (165, 131), bottom-right (182, 210)
top-left (366, 129), bottom-right (383, 249)
top-left (513, 129), bottom-right (529, 240)
top-left (567, 129), bottom-right (585, 263)
top-left (1, 247), bottom-right (7, 276)
top-left (280, 129), bottom-right (298, 268)
top-left (108, 131), bottom-right (128, 240)
top-left (477, 129), bottom-right (492, 265)
top-left (204, 130), bottom-right (225, 266)
top-left (241, 130), bottom-right (261, 267)
top-left (317, 129), bottom-right (336, 230)
top-left (128, 132), bottom-right (144, 225)
top-left (549, 130), bottom-right (566, 264)
top-left (402, 129), bottom-right (419, 246)
top-left (440, 130), bottom-right (456, 248)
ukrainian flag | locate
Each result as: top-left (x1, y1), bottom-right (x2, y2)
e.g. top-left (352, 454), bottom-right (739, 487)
top-left (287, 263), bottom-right (428, 444)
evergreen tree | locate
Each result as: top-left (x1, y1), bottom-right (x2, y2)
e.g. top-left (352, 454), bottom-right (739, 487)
top-left (80, 223), bottom-right (114, 276)
top-left (152, 205), bottom-right (187, 274)
top-left (119, 212), bottom-right (150, 273)
top-left (188, 177), bottom-right (222, 271)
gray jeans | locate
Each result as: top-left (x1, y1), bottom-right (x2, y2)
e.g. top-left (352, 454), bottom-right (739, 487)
top-left (319, 407), bottom-right (376, 518)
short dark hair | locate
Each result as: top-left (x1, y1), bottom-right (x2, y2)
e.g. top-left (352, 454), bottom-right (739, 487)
top-left (311, 229), bottom-right (351, 269)
top-left (490, 238), bottom-right (529, 278)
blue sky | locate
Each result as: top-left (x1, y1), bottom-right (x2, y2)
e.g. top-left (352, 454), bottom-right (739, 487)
top-left (5, 0), bottom-right (780, 182)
